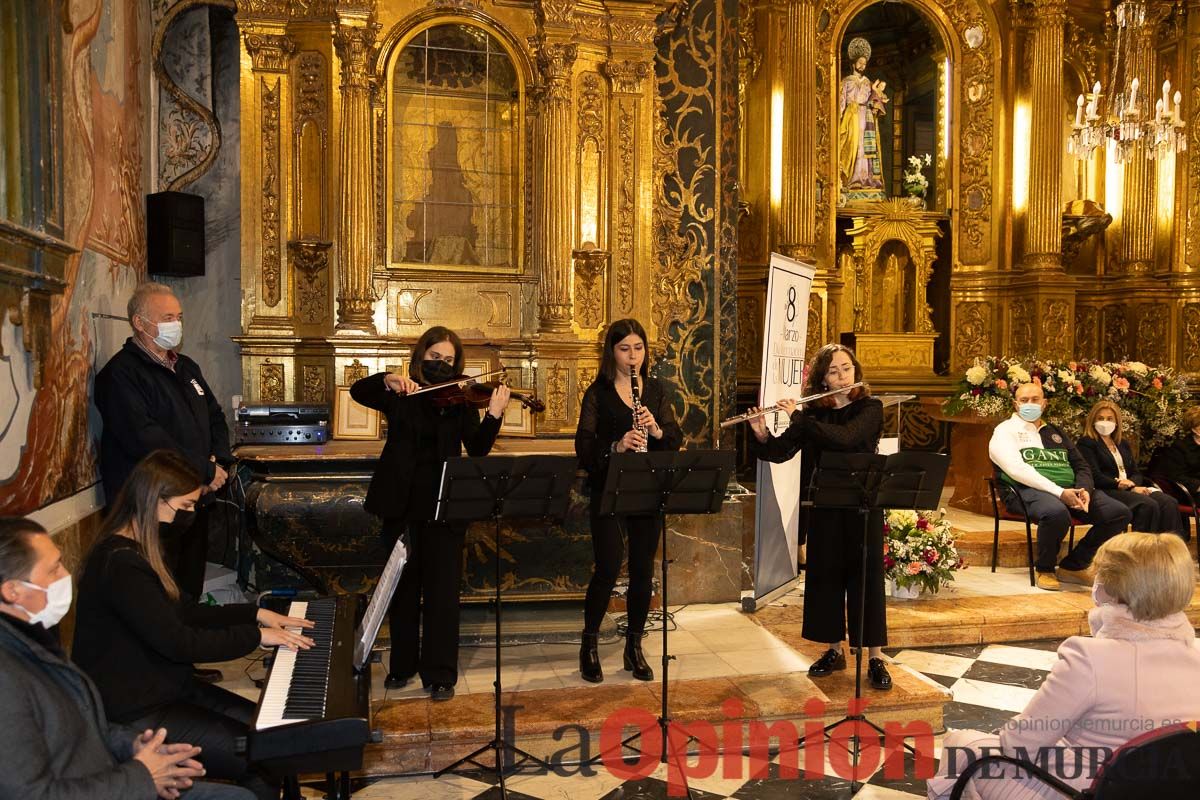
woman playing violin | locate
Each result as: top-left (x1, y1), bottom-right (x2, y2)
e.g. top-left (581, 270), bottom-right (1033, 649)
top-left (350, 326), bottom-right (509, 701)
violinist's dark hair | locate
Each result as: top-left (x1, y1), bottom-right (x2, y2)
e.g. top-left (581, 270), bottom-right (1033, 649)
top-left (409, 326), bottom-right (464, 384)
top-left (599, 318), bottom-right (650, 382)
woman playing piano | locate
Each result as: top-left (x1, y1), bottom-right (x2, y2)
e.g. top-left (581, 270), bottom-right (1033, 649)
top-left (351, 326), bottom-right (509, 701)
top-left (746, 343), bottom-right (892, 691)
top-left (73, 449), bottom-right (314, 800)
top-left (575, 318), bottom-right (682, 683)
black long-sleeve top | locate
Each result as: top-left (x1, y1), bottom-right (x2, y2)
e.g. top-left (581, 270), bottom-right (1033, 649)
top-left (749, 396), bottom-right (883, 497)
top-left (350, 372), bottom-right (502, 520)
top-left (1077, 436), bottom-right (1152, 490)
top-left (575, 375), bottom-right (683, 492)
top-left (1151, 435), bottom-right (1200, 494)
top-left (72, 537), bottom-right (262, 723)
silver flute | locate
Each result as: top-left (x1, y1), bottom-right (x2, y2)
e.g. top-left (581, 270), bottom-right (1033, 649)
top-left (718, 382), bottom-right (867, 428)
top-left (630, 374), bottom-right (649, 452)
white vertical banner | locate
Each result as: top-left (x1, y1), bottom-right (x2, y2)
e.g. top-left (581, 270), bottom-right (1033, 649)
top-left (752, 253), bottom-right (815, 601)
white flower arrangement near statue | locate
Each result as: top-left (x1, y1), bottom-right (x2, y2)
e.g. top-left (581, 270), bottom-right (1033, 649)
top-left (902, 154), bottom-right (932, 201)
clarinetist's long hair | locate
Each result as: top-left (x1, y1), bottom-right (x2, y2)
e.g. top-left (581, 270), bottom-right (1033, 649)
top-left (599, 318), bottom-right (650, 382)
top-left (805, 343), bottom-right (870, 408)
top-left (93, 450), bottom-right (204, 601)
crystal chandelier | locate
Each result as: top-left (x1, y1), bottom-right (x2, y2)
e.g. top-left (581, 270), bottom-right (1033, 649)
top-left (1068, 1), bottom-right (1186, 162)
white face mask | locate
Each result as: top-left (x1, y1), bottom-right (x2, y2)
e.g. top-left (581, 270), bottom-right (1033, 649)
top-left (152, 319), bottom-right (183, 350)
top-left (14, 575), bottom-right (73, 629)
top-left (1094, 420), bottom-right (1117, 437)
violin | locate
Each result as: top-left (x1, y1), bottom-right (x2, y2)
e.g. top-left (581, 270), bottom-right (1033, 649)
top-left (408, 369), bottom-right (546, 414)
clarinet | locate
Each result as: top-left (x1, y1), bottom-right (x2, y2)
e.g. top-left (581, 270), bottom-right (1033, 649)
top-left (630, 373), bottom-right (649, 453)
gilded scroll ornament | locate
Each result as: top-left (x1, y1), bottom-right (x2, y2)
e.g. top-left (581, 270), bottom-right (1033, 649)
top-left (1010, 298), bottom-right (1033, 356)
top-left (616, 103), bottom-right (636, 313)
top-left (1102, 304), bottom-right (1129, 362)
top-left (736, 296), bottom-right (760, 376)
top-left (577, 73), bottom-right (604, 147)
top-left (262, 79), bottom-right (283, 308)
top-left (572, 250), bottom-right (607, 329)
top-left (573, 12), bottom-right (609, 42)
top-left (953, 301), bottom-right (991, 369)
top-left (546, 362), bottom-right (568, 422)
top-left (576, 367), bottom-right (595, 416)
top-left (289, 239), bottom-right (332, 324)
top-left (244, 32), bottom-right (296, 72)
top-left (301, 365), bottom-right (328, 403)
top-left (610, 18), bottom-right (657, 45)
top-left (1074, 305), bottom-right (1098, 360)
top-left (343, 359), bottom-right (369, 386)
top-left (1183, 304), bottom-right (1200, 372)
top-left (1041, 299), bottom-right (1070, 359)
top-left (1187, 50), bottom-right (1200, 268)
top-left (1136, 306), bottom-right (1168, 367)
top-left (604, 60), bottom-right (651, 94)
top-left (537, 0), bottom-right (576, 28)
top-left (260, 359), bottom-right (285, 402)
top-left (807, 294), bottom-right (822, 359)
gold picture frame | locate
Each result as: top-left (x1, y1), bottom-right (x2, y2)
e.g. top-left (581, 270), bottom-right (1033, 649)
top-left (499, 389), bottom-right (536, 437)
top-left (332, 385), bottom-right (381, 440)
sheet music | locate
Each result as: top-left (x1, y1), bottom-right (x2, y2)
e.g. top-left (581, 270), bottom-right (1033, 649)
top-left (353, 535), bottom-right (408, 672)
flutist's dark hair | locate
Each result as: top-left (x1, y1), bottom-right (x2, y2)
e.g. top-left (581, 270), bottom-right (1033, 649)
top-left (805, 343), bottom-right (869, 407)
top-left (599, 318), bottom-right (650, 382)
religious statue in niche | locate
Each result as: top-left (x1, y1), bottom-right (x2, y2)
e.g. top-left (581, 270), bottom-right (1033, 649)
top-left (405, 121), bottom-right (480, 265)
top-left (838, 36), bottom-right (889, 204)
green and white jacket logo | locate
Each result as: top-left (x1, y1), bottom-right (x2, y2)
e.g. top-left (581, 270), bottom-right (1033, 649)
top-left (1003, 447), bottom-right (1075, 488)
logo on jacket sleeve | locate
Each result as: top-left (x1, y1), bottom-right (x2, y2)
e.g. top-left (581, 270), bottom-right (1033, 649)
top-left (190, 379), bottom-right (205, 396)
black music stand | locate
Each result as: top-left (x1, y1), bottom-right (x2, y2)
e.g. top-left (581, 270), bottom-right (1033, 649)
top-left (796, 450), bottom-right (948, 794)
top-left (591, 449), bottom-right (735, 796)
top-left (431, 455), bottom-right (576, 796)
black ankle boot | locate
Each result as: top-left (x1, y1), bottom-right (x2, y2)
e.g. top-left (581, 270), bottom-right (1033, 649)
top-left (580, 632), bottom-right (603, 683)
top-left (623, 635), bottom-right (654, 681)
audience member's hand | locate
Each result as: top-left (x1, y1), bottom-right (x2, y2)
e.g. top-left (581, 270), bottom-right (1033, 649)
top-left (131, 728), bottom-right (204, 800)
top-left (1133, 486), bottom-right (1152, 495)
top-left (256, 608), bottom-right (315, 632)
top-left (1061, 488), bottom-right (1086, 510)
top-left (209, 464), bottom-right (228, 493)
top-left (384, 373), bottom-right (420, 394)
top-left (1117, 478), bottom-right (1135, 490)
top-left (261, 627), bottom-right (315, 651)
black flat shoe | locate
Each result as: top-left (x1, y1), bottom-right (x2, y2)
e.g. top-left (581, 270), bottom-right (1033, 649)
top-left (384, 673), bottom-right (412, 690)
top-left (580, 632), bottom-right (603, 683)
top-left (430, 683), bottom-right (455, 701)
top-left (623, 636), bottom-right (654, 681)
top-left (193, 667), bottom-right (223, 684)
top-left (868, 658), bottom-right (892, 691)
top-left (807, 648), bottom-right (847, 678)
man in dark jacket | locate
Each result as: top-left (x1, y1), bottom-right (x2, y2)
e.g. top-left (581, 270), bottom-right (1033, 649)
top-left (0, 517), bottom-right (251, 800)
top-left (94, 282), bottom-right (232, 600)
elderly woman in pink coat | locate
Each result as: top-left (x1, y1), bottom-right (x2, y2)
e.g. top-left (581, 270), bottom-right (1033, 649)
top-left (927, 532), bottom-right (1200, 800)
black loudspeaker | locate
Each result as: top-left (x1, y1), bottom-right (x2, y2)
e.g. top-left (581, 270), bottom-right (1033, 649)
top-left (147, 191), bottom-right (205, 277)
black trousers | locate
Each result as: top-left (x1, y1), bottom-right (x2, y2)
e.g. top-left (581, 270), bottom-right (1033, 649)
top-left (1102, 488), bottom-right (1189, 540)
top-left (583, 503), bottom-right (661, 637)
top-left (801, 508), bottom-right (887, 648)
top-left (131, 680), bottom-right (277, 800)
top-left (382, 518), bottom-right (466, 686)
top-left (161, 504), bottom-right (209, 599)
top-left (1006, 486), bottom-right (1132, 572)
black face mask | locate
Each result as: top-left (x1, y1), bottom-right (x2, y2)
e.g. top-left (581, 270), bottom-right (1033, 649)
top-left (421, 359), bottom-right (455, 384)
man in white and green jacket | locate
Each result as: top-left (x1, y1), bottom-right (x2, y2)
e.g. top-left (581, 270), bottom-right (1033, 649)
top-left (988, 382), bottom-right (1131, 591)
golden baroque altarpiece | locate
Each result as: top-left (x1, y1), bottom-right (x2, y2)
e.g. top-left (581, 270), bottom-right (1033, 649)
top-left (219, 0), bottom-right (683, 438)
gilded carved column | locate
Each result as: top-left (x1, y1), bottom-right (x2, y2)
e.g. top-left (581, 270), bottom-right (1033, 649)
top-left (1119, 19), bottom-right (1159, 274)
top-left (1023, 0), bottom-right (1067, 270)
top-left (779, 0), bottom-right (817, 260)
top-left (332, 12), bottom-right (378, 333)
top-left (533, 39), bottom-right (578, 332)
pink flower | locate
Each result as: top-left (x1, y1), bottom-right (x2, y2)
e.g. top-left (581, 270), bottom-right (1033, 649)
top-left (1074, 382), bottom-right (1084, 395)
top-left (916, 517), bottom-right (929, 530)
top-left (1113, 376), bottom-right (1130, 391)
top-left (923, 549), bottom-right (938, 565)
top-left (1153, 377), bottom-right (1163, 389)
top-left (1069, 361), bottom-right (1078, 370)
top-left (884, 555), bottom-right (896, 570)
top-left (995, 379), bottom-right (1008, 391)
top-left (907, 562), bottom-right (923, 575)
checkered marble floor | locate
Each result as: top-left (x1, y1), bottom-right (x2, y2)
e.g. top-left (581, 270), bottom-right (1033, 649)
top-left (295, 638), bottom-right (1067, 800)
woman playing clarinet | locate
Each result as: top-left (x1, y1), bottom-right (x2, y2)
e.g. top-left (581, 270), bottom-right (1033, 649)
top-left (350, 326), bottom-right (510, 701)
top-left (575, 319), bottom-right (682, 683)
top-left (747, 343), bottom-right (891, 690)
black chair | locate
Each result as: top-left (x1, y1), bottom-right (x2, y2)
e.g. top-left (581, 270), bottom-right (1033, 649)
top-left (948, 723), bottom-right (1200, 800)
top-left (1151, 475), bottom-right (1200, 555)
top-left (987, 476), bottom-right (1077, 587)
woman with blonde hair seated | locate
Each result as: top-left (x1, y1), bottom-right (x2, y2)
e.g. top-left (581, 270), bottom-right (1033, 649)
top-left (926, 532), bottom-right (1200, 800)
top-left (1077, 400), bottom-right (1187, 540)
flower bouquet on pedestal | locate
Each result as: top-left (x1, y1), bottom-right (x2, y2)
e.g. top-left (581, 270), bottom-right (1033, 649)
top-left (902, 153), bottom-right (931, 209)
top-left (883, 509), bottom-right (964, 598)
